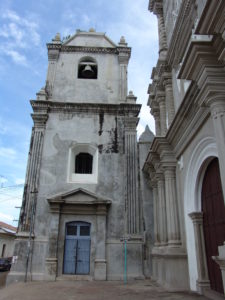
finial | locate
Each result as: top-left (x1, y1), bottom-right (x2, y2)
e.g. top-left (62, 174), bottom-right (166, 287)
top-left (36, 87), bottom-right (47, 101)
top-left (119, 36), bottom-right (127, 46)
top-left (55, 33), bottom-right (61, 41)
top-left (52, 33), bottom-right (61, 44)
top-left (126, 90), bottom-right (137, 103)
top-left (129, 90), bottom-right (134, 96)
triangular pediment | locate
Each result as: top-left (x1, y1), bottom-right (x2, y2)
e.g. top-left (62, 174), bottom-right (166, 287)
top-left (47, 188), bottom-right (112, 206)
top-left (63, 31), bottom-right (117, 48)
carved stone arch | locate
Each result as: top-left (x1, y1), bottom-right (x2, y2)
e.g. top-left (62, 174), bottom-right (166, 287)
top-left (184, 137), bottom-right (218, 291)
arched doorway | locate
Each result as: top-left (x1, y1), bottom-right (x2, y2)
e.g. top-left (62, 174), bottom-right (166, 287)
top-left (202, 158), bottom-right (225, 294)
top-left (63, 221), bottom-right (91, 275)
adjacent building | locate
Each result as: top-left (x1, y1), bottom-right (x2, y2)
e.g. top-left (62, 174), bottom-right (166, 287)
top-left (8, 29), bottom-right (152, 283)
top-left (145, 0), bottom-right (225, 298)
top-left (0, 221), bottom-right (17, 258)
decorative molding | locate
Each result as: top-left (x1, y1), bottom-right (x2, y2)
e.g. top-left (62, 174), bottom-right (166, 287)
top-left (124, 117), bottom-right (139, 131)
top-left (47, 43), bottom-right (131, 57)
top-left (166, 0), bottom-right (197, 67)
top-left (195, 0), bottom-right (225, 35)
top-left (31, 114), bottom-right (48, 128)
top-left (30, 101), bottom-right (141, 117)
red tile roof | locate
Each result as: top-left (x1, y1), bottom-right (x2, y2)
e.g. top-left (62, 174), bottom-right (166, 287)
top-left (0, 221), bottom-right (17, 232)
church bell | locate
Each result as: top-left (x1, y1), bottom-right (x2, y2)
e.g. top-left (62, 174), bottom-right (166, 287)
top-left (82, 65), bottom-right (94, 78)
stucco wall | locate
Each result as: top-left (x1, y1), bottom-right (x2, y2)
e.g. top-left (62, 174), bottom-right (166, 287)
top-left (52, 52), bottom-right (120, 104)
top-left (0, 234), bottom-right (15, 257)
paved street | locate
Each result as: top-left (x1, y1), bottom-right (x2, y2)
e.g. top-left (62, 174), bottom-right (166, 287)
top-left (0, 279), bottom-right (209, 300)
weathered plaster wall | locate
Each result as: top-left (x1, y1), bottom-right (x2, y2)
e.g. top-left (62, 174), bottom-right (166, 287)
top-left (0, 235), bottom-right (15, 257)
top-left (52, 52), bottom-right (120, 104)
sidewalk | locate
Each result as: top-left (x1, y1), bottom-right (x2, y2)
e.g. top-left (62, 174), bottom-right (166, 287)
top-left (0, 279), bottom-right (209, 300)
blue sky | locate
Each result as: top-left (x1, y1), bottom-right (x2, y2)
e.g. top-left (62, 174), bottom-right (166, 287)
top-left (0, 0), bottom-right (158, 226)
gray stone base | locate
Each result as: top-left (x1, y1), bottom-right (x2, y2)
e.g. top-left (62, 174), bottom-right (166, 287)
top-left (6, 271), bottom-right (26, 285)
top-left (45, 258), bottom-right (57, 281)
top-left (94, 259), bottom-right (107, 280)
top-left (106, 238), bottom-right (144, 281)
top-left (152, 246), bottom-right (189, 291)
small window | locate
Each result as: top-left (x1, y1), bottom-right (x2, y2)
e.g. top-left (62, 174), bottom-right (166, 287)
top-left (80, 226), bottom-right (90, 236)
top-left (68, 144), bottom-right (98, 183)
top-left (1, 244), bottom-right (6, 257)
top-left (67, 225), bottom-right (77, 236)
top-left (75, 152), bottom-right (93, 174)
top-left (78, 57), bottom-right (97, 79)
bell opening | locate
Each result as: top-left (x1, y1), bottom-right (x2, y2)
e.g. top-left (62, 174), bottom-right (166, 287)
top-left (78, 62), bottom-right (97, 79)
top-left (82, 65), bottom-right (95, 78)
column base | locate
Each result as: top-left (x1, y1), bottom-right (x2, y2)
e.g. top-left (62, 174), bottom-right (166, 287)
top-left (196, 279), bottom-right (210, 294)
top-left (94, 259), bottom-right (106, 280)
top-left (212, 243), bottom-right (225, 293)
top-left (45, 257), bottom-right (57, 281)
top-left (151, 246), bottom-right (189, 291)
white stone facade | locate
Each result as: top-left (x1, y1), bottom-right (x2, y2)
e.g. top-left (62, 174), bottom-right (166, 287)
top-left (146, 0), bottom-right (225, 298)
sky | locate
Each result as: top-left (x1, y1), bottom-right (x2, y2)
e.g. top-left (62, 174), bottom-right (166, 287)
top-left (0, 0), bottom-right (158, 226)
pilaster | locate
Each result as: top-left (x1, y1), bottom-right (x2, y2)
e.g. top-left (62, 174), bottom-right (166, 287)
top-left (118, 39), bottom-right (130, 102)
top-left (151, 180), bottom-right (160, 247)
top-left (151, 2), bottom-right (167, 58)
top-left (46, 33), bottom-right (61, 99)
top-left (163, 166), bottom-right (181, 246)
top-left (189, 212), bottom-right (210, 294)
top-left (208, 99), bottom-right (225, 202)
top-left (94, 205), bottom-right (107, 280)
top-left (19, 113), bottom-right (48, 232)
top-left (157, 94), bottom-right (167, 136)
top-left (151, 105), bottom-right (161, 136)
top-left (163, 77), bottom-right (175, 127)
top-left (156, 173), bottom-right (167, 246)
top-left (124, 117), bottom-right (140, 235)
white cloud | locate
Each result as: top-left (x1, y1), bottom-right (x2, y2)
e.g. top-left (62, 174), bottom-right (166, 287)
top-left (0, 176), bottom-right (8, 185)
top-left (0, 117), bottom-right (30, 139)
top-left (15, 178), bottom-right (25, 185)
top-left (0, 147), bottom-right (17, 159)
top-left (4, 49), bottom-right (28, 66)
top-left (0, 9), bottom-right (41, 66)
top-left (0, 212), bottom-right (14, 221)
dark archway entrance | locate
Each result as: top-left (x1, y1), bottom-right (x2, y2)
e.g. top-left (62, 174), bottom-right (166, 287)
top-left (63, 221), bottom-right (91, 275)
top-left (202, 158), bottom-right (225, 294)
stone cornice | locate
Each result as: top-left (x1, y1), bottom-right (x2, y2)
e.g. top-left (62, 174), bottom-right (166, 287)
top-left (166, 0), bottom-right (197, 67)
top-left (165, 82), bottom-right (211, 158)
top-left (124, 117), bottom-right (139, 130)
top-left (195, 0), bottom-right (225, 35)
top-left (150, 137), bottom-right (175, 163)
top-left (47, 43), bottom-right (131, 58)
top-left (30, 100), bottom-right (141, 117)
top-left (31, 114), bottom-right (48, 128)
top-left (178, 36), bottom-right (220, 81)
top-left (178, 35), bottom-right (225, 107)
top-left (148, 0), bottom-right (163, 16)
top-left (146, 82), bottom-right (211, 161)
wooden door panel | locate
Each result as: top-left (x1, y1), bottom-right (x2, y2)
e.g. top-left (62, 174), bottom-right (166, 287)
top-left (202, 158), bottom-right (225, 294)
top-left (63, 239), bottom-right (77, 274)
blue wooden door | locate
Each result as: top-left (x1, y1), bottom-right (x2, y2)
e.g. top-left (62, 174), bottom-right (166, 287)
top-left (63, 222), bottom-right (91, 275)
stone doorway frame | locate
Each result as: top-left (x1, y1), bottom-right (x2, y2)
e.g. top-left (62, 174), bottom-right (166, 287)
top-left (184, 137), bottom-right (218, 292)
top-left (46, 188), bottom-right (111, 281)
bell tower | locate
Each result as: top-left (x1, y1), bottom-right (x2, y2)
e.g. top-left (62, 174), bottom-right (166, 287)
top-left (8, 29), bottom-right (143, 282)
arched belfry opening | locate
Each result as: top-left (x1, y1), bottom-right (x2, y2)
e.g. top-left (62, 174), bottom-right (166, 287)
top-left (78, 57), bottom-right (98, 79)
top-left (201, 158), bottom-right (225, 294)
